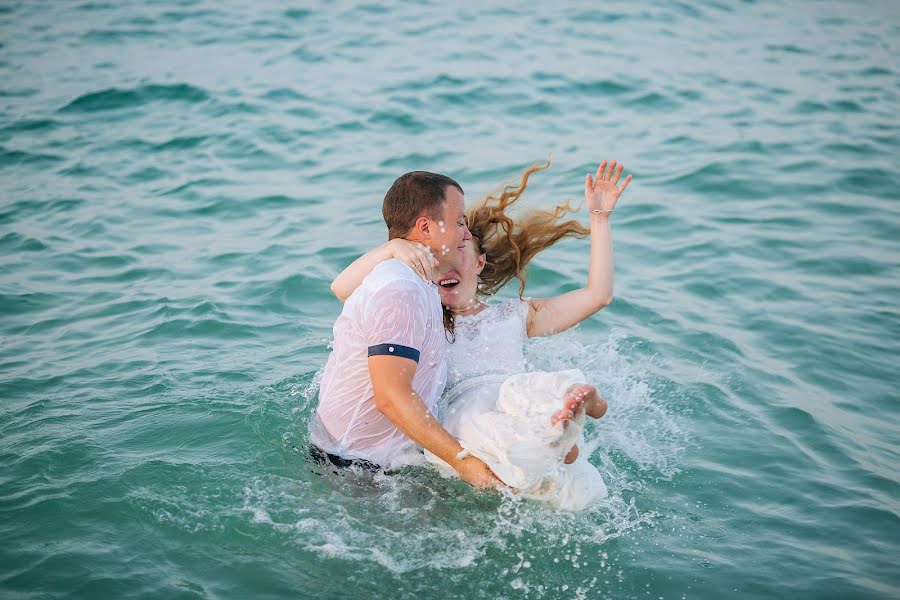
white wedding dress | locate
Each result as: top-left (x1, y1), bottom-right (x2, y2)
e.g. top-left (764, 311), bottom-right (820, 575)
top-left (425, 299), bottom-right (608, 510)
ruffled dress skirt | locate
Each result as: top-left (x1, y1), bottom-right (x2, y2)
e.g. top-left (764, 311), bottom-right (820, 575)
top-left (426, 369), bottom-right (608, 510)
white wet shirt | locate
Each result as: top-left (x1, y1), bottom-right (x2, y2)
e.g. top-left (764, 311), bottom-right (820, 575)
top-left (310, 259), bottom-right (448, 468)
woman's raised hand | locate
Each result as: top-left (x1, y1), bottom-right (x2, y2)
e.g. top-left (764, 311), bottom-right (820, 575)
top-left (387, 238), bottom-right (438, 282)
top-left (585, 160), bottom-right (632, 215)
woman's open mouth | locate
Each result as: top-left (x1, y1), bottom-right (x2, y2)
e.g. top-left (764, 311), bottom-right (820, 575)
top-left (438, 276), bottom-right (460, 290)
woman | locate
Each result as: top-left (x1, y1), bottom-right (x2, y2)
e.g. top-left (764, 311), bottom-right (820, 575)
top-left (331, 160), bottom-right (630, 509)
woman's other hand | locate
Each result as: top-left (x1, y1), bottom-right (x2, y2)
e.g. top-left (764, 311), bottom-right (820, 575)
top-left (585, 160), bottom-right (632, 215)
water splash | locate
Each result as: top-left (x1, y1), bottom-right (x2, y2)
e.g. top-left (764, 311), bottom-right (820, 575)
top-left (242, 329), bottom-right (683, 590)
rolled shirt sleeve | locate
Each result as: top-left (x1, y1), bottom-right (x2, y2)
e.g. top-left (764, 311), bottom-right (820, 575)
top-left (363, 280), bottom-right (430, 363)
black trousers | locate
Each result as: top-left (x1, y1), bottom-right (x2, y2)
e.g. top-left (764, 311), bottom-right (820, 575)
top-left (308, 445), bottom-right (382, 472)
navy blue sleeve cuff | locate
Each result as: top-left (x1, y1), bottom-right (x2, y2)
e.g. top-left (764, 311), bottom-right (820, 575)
top-left (367, 343), bottom-right (420, 362)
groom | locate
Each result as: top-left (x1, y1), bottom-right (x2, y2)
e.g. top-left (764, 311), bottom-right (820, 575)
top-left (309, 171), bottom-right (503, 488)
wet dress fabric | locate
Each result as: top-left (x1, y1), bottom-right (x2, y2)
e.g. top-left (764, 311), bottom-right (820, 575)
top-left (426, 300), bottom-right (608, 510)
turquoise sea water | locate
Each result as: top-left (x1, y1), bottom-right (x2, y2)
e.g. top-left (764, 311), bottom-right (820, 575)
top-left (2, 1), bottom-right (899, 598)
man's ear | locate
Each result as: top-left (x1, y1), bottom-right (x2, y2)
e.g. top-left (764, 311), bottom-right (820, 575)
top-left (413, 215), bottom-right (431, 238)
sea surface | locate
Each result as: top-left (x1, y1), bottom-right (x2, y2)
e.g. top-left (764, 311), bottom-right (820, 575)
top-left (2, 1), bottom-right (899, 598)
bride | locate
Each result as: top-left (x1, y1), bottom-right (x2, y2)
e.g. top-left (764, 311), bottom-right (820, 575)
top-left (331, 160), bottom-right (631, 509)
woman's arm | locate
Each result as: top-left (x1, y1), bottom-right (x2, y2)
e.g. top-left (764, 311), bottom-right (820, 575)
top-left (331, 239), bottom-right (438, 302)
top-left (526, 161), bottom-right (632, 337)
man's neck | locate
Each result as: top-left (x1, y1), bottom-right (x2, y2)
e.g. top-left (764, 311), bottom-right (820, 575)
top-left (401, 233), bottom-right (428, 246)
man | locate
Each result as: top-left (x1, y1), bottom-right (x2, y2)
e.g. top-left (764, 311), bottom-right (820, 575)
top-left (309, 171), bottom-right (503, 488)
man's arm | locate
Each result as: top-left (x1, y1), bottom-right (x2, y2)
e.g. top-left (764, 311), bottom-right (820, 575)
top-left (368, 354), bottom-right (506, 489)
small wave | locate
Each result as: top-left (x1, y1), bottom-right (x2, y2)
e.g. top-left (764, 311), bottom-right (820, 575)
top-left (766, 43), bottom-right (814, 55)
top-left (539, 78), bottom-right (635, 97)
top-left (74, 2), bottom-right (117, 12)
top-left (0, 198), bottom-right (84, 225)
top-left (141, 317), bottom-right (259, 342)
top-left (82, 28), bottom-right (167, 43)
top-left (259, 87), bottom-right (312, 103)
top-left (0, 291), bottom-right (58, 316)
top-left (630, 91), bottom-right (682, 111)
top-left (0, 88), bottom-right (37, 98)
top-left (793, 99), bottom-right (864, 115)
top-left (0, 232), bottom-right (47, 253)
top-left (125, 166), bottom-right (171, 184)
top-left (432, 86), bottom-right (519, 108)
top-left (58, 84), bottom-right (209, 113)
top-left (203, 100), bottom-right (264, 117)
top-left (835, 167), bottom-right (897, 196)
top-left (159, 9), bottom-right (223, 23)
top-left (58, 162), bottom-right (104, 177)
top-left (283, 8), bottom-right (311, 20)
top-left (367, 111), bottom-right (427, 133)
top-left (506, 100), bottom-right (559, 116)
top-left (289, 45), bottom-right (325, 63)
top-left (159, 177), bottom-right (235, 197)
top-left (0, 148), bottom-right (64, 168)
top-left (0, 118), bottom-right (60, 134)
top-left (859, 66), bottom-right (893, 77)
top-left (153, 135), bottom-right (209, 151)
top-left (380, 151), bottom-right (455, 169)
top-left (381, 74), bottom-right (468, 94)
top-left (70, 266), bottom-right (173, 286)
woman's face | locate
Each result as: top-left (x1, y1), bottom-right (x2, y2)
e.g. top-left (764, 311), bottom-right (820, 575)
top-left (437, 239), bottom-right (485, 310)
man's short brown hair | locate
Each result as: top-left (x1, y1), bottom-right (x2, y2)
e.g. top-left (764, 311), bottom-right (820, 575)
top-left (382, 171), bottom-right (464, 240)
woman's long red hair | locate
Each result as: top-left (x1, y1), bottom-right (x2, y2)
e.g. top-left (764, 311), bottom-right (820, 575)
top-left (444, 160), bottom-right (589, 339)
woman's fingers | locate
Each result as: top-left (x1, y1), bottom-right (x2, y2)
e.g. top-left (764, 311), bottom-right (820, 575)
top-left (611, 164), bottom-right (624, 185)
top-left (411, 258), bottom-right (425, 279)
top-left (397, 246), bottom-right (430, 280)
top-left (390, 240), bottom-right (438, 280)
top-left (588, 161), bottom-right (632, 207)
top-left (604, 160), bottom-right (617, 180)
top-left (416, 248), bottom-right (437, 281)
top-left (422, 248), bottom-right (437, 279)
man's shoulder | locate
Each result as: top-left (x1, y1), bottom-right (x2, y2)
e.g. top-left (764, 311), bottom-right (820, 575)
top-left (363, 260), bottom-right (429, 293)
top-left (370, 259), bottom-right (418, 282)
top-left (358, 260), bottom-right (436, 309)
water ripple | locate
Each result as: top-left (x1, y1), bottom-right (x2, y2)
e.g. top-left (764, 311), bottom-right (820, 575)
top-left (2, 1), bottom-right (899, 598)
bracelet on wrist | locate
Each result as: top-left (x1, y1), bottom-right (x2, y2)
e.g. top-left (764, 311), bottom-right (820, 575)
top-left (589, 209), bottom-right (613, 214)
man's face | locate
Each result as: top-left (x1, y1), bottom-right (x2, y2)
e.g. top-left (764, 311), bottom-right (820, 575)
top-left (430, 186), bottom-right (471, 274)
